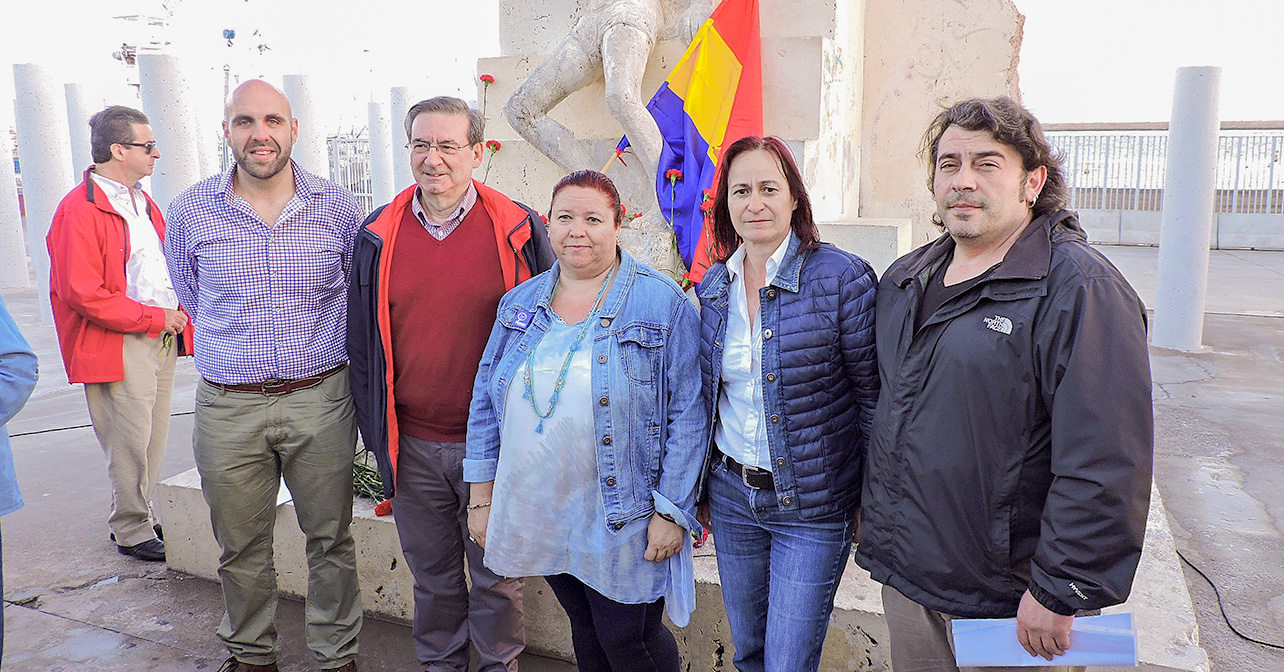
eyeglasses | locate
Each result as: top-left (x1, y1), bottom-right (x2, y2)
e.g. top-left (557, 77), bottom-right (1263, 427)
top-left (119, 141), bottom-right (159, 153)
top-left (405, 140), bottom-right (472, 156)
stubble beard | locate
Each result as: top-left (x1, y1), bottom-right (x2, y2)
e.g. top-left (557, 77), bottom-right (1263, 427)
top-left (235, 141), bottom-right (292, 180)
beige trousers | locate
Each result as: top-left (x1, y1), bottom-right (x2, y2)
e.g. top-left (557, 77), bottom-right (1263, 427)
top-left (882, 584), bottom-right (1086, 672)
top-left (84, 332), bottom-right (176, 547)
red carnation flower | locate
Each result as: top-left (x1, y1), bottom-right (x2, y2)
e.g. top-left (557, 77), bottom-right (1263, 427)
top-left (375, 499), bottom-right (393, 516)
top-left (665, 168), bottom-right (683, 182)
top-left (479, 74), bottom-right (495, 84)
top-left (700, 198), bottom-right (715, 212)
top-left (486, 140), bottom-right (502, 152)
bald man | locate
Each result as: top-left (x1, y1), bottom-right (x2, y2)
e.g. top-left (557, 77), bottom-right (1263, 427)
top-left (165, 80), bottom-right (364, 672)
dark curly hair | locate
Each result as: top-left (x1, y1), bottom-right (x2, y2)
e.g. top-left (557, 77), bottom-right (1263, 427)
top-left (921, 97), bottom-right (1068, 221)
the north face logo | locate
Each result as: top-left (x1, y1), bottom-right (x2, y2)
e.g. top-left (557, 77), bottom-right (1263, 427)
top-left (983, 315), bottom-right (1013, 334)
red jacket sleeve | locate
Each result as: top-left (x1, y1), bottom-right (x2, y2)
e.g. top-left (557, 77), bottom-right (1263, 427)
top-left (47, 199), bottom-right (167, 337)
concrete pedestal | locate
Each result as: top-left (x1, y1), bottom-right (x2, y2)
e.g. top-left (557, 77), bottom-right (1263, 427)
top-left (367, 101), bottom-right (395, 207)
top-left (0, 105), bottom-right (30, 289)
top-left (138, 54), bottom-right (202, 211)
top-left (13, 63), bottom-right (75, 322)
top-left (283, 75), bottom-right (330, 177)
top-left (390, 87), bottom-right (415, 192)
top-left (64, 83), bottom-right (98, 174)
top-left (159, 470), bottom-right (1207, 671)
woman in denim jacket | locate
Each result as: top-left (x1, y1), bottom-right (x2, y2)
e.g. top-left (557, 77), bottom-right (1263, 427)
top-left (465, 170), bottom-right (706, 671)
top-left (696, 136), bottom-right (879, 672)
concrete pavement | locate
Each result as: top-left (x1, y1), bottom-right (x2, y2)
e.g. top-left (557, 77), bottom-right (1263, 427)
top-left (2, 244), bottom-right (1282, 670)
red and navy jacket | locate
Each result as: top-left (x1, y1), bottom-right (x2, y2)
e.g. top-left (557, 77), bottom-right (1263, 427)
top-left (346, 180), bottom-right (554, 500)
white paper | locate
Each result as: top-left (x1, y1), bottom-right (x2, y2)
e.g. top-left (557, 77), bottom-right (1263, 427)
top-left (952, 612), bottom-right (1137, 667)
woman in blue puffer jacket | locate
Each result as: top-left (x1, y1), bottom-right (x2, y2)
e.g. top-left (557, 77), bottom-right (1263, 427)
top-left (696, 135), bottom-right (879, 672)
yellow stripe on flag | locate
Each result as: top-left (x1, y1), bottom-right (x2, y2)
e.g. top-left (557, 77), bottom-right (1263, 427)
top-left (664, 22), bottom-right (743, 163)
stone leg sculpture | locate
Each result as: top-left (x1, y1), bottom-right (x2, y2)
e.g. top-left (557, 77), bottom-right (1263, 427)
top-left (505, 1), bottom-right (714, 272)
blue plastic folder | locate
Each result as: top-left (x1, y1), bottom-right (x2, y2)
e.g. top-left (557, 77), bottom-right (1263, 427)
top-left (952, 613), bottom-right (1137, 667)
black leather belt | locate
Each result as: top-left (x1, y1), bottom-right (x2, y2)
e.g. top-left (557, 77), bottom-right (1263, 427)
top-left (205, 364), bottom-right (346, 396)
top-left (720, 451), bottom-right (774, 490)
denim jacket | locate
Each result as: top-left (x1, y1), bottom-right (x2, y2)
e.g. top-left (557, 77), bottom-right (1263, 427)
top-left (697, 235), bottom-right (879, 519)
top-left (0, 296), bottom-right (39, 516)
top-left (464, 249), bottom-right (707, 534)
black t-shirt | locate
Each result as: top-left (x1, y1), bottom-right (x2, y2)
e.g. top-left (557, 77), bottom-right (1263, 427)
top-left (916, 252), bottom-right (997, 331)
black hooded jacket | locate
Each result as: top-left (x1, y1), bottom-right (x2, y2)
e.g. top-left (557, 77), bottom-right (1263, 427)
top-left (855, 210), bottom-right (1154, 618)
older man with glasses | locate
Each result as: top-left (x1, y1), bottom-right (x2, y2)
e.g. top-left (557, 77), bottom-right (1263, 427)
top-left (347, 95), bottom-right (553, 672)
top-left (47, 105), bottom-right (191, 563)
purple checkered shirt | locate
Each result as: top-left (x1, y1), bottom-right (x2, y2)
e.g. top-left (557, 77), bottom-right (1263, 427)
top-left (164, 161), bottom-right (363, 385)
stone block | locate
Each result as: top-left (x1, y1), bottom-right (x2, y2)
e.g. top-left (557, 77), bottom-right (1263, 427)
top-left (1078, 209), bottom-right (1123, 245)
top-left (155, 466), bottom-right (220, 581)
top-left (1215, 213), bottom-right (1284, 249)
top-left (859, 0), bottom-right (1023, 243)
top-left (818, 218), bottom-right (912, 276)
top-left (1120, 210), bottom-right (1165, 246)
top-left (760, 0), bottom-right (838, 38)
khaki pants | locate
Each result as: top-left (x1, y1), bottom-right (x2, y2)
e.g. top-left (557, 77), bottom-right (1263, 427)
top-left (194, 369), bottom-right (362, 668)
top-left (882, 584), bottom-right (1085, 672)
top-left (84, 332), bottom-right (176, 547)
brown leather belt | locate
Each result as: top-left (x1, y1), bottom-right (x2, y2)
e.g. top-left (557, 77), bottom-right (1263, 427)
top-left (205, 364), bottom-right (346, 396)
top-left (720, 451), bottom-right (774, 490)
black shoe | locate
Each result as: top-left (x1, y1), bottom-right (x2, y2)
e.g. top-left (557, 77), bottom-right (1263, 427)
top-left (109, 524), bottom-right (163, 543)
top-left (118, 538), bottom-right (166, 561)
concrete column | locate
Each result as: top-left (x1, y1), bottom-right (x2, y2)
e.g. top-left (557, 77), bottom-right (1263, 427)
top-left (138, 54), bottom-right (202, 211)
top-left (65, 83), bottom-right (98, 173)
top-left (1154, 67), bottom-right (1222, 351)
top-left (283, 75), bottom-right (329, 177)
top-left (390, 87), bottom-right (414, 191)
top-left (13, 63), bottom-right (76, 321)
top-left (368, 100), bottom-right (395, 207)
top-left (0, 108), bottom-right (30, 289)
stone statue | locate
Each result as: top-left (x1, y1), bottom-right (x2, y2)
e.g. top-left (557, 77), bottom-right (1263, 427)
top-left (506, 0), bottom-right (715, 269)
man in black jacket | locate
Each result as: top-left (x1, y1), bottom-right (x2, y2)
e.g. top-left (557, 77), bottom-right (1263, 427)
top-left (856, 98), bottom-right (1153, 671)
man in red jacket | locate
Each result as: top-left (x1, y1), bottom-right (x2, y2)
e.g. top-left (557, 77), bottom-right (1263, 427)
top-left (47, 105), bottom-right (189, 562)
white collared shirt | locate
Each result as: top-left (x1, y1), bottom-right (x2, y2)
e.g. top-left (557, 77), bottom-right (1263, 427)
top-left (714, 234), bottom-right (792, 471)
top-left (91, 172), bottom-right (178, 310)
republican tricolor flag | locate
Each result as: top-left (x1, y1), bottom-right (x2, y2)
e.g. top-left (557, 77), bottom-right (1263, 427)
top-left (621, 0), bottom-right (762, 284)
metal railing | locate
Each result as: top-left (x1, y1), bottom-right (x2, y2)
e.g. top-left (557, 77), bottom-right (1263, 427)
top-left (327, 136), bottom-right (374, 213)
top-left (1048, 131), bottom-right (1284, 215)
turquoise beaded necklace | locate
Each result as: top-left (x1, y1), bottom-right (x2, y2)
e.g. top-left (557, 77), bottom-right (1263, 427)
top-left (522, 261), bottom-right (617, 433)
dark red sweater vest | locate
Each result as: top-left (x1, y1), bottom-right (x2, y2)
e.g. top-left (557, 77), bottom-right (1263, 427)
top-left (388, 202), bottom-right (505, 442)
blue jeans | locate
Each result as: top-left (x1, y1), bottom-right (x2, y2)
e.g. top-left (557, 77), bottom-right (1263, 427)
top-left (708, 460), bottom-right (853, 672)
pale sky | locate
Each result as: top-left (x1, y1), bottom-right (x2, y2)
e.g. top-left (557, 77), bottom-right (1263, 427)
top-left (1, 0), bottom-right (1279, 130)
top-left (1016, 0), bottom-right (1284, 123)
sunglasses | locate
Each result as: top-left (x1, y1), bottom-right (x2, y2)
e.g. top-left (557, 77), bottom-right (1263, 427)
top-left (119, 141), bottom-right (159, 153)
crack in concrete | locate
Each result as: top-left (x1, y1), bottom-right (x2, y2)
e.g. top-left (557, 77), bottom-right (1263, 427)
top-left (7, 601), bottom-right (212, 660)
top-left (53, 571), bottom-right (155, 594)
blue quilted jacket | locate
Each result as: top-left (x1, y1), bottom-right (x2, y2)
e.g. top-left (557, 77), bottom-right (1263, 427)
top-left (696, 234), bottom-right (879, 518)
